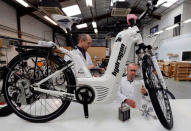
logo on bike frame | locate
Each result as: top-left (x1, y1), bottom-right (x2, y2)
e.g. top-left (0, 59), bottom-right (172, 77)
top-left (112, 43), bottom-right (127, 76)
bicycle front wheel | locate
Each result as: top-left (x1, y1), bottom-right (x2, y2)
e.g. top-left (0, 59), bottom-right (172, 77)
top-left (3, 50), bottom-right (76, 122)
top-left (142, 55), bottom-right (173, 130)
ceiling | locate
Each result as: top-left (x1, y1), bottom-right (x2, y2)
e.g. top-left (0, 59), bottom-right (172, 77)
top-left (3, 0), bottom-right (186, 38)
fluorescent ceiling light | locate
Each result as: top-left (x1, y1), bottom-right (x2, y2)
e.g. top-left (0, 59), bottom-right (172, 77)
top-left (94, 29), bottom-right (98, 34)
top-left (16, 0), bottom-right (30, 7)
top-left (44, 16), bottom-right (57, 25)
top-left (76, 23), bottom-right (88, 29)
top-left (92, 21), bottom-right (97, 28)
top-left (156, 0), bottom-right (178, 7)
top-left (62, 5), bottom-right (81, 16)
top-left (86, 0), bottom-right (93, 7)
top-left (165, 24), bottom-right (179, 31)
top-left (183, 18), bottom-right (191, 24)
top-left (110, 0), bottom-right (125, 6)
top-left (154, 30), bottom-right (164, 35)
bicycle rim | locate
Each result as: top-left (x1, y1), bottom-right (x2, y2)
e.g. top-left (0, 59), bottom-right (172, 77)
top-left (3, 50), bottom-right (75, 122)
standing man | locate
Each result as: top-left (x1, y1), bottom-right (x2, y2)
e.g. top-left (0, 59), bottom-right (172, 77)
top-left (65, 34), bottom-right (105, 76)
top-left (116, 63), bottom-right (147, 108)
top-left (76, 34), bottom-right (95, 70)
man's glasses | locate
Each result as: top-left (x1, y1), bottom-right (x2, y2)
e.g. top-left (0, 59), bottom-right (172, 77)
top-left (83, 39), bottom-right (91, 45)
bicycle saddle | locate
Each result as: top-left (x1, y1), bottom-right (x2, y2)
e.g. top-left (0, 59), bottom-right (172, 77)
top-left (51, 14), bottom-right (81, 31)
top-left (127, 14), bottom-right (138, 27)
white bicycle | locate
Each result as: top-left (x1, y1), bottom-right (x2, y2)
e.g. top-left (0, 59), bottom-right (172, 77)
top-left (2, 0), bottom-right (173, 129)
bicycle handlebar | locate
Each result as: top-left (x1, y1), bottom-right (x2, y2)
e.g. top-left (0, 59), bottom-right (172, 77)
top-left (137, 0), bottom-right (158, 22)
top-left (152, 0), bottom-right (159, 5)
top-left (135, 43), bottom-right (152, 55)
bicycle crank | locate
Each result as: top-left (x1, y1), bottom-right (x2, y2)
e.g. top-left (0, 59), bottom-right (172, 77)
top-left (75, 86), bottom-right (95, 118)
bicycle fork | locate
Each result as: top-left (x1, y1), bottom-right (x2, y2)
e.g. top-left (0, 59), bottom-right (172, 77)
top-left (151, 56), bottom-right (167, 90)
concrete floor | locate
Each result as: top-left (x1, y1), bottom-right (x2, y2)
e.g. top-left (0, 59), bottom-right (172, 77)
top-left (165, 78), bottom-right (191, 99)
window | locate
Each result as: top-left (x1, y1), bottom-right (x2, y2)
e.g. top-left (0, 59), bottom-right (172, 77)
top-left (173, 14), bottom-right (181, 36)
top-left (91, 39), bottom-right (106, 47)
top-left (150, 25), bottom-right (158, 35)
top-left (182, 51), bottom-right (191, 61)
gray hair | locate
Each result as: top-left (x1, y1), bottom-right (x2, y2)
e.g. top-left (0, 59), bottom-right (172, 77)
top-left (127, 63), bottom-right (137, 70)
top-left (78, 34), bottom-right (89, 42)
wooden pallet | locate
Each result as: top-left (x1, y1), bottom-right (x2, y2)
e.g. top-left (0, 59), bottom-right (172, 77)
top-left (157, 61), bottom-right (191, 79)
top-left (175, 77), bottom-right (191, 81)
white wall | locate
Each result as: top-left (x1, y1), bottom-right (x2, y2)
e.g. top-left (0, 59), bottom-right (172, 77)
top-left (0, 0), bottom-right (17, 37)
top-left (0, 1), bottom-right (58, 62)
top-left (21, 15), bottom-right (53, 42)
top-left (0, 1), bottom-right (17, 30)
top-left (182, 2), bottom-right (191, 34)
top-left (156, 33), bottom-right (191, 61)
top-left (0, 1), bottom-right (54, 42)
top-left (0, 1), bottom-right (18, 62)
top-left (160, 4), bottom-right (183, 39)
top-left (142, 19), bottom-right (160, 47)
top-left (143, 3), bottom-right (184, 45)
top-left (142, 2), bottom-right (191, 62)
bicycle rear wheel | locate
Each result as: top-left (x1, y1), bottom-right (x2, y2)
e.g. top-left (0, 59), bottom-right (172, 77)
top-left (3, 50), bottom-right (76, 122)
top-left (142, 55), bottom-right (173, 130)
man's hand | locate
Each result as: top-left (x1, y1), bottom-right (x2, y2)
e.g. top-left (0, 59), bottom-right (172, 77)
top-left (141, 85), bottom-right (147, 95)
top-left (125, 99), bottom-right (136, 108)
top-left (88, 65), bottom-right (95, 70)
top-left (99, 68), bottom-right (105, 74)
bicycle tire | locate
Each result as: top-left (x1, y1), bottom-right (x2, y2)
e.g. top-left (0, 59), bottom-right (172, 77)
top-left (0, 105), bottom-right (13, 116)
top-left (142, 54), bottom-right (173, 130)
top-left (3, 50), bottom-right (76, 122)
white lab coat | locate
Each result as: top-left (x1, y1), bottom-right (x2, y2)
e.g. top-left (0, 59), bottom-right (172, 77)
top-left (116, 77), bottom-right (155, 116)
top-left (64, 48), bottom-right (93, 67)
top-left (64, 48), bottom-right (93, 77)
top-left (75, 48), bottom-right (93, 67)
top-left (116, 77), bottom-right (144, 108)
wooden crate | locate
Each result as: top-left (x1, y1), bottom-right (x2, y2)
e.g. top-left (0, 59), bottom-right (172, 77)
top-left (157, 61), bottom-right (175, 78)
top-left (174, 62), bottom-right (191, 81)
top-left (163, 62), bottom-right (173, 78)
top-left (175, 77), bottom-right (191, 81)
top-left (158, 62), bottom-right (164, 71)
top-left (171, 62), bottom-right (177, 77)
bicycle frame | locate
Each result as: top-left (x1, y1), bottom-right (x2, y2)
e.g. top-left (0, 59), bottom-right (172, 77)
top-left (33, 25), bottom-right (166, 104)
top-left (33, 26), bottom-right (141, 103)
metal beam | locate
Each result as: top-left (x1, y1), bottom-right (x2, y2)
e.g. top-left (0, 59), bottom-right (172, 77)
top-left (17, 7), bottom-right (37, 17)
top-left (16, 9), bottom-right (22, 39)
top-left (82, 13), bottom-right (111, 23)
top-left (52, 29), bottom-right (55, 42)
top-left (131, 8), bottom-right (161, 20)
top-left (82, 7), bottom-right (161, 24)
top-left (2, 0), bottom-right (22, 9)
